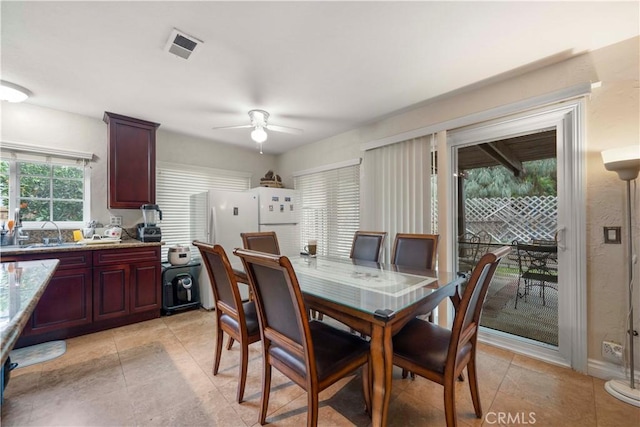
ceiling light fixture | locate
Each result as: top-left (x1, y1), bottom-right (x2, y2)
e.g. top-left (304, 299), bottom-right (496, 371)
top-left (251, 126), bottom-right (268, 144)
top-left (0, 80), bottom-right (31, 103)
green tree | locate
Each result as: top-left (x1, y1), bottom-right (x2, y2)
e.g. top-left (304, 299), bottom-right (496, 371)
top-left (464, 159), bottom-right (557, 199)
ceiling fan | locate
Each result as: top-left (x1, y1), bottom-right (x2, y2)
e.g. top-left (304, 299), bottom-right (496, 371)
top-left (212, 110), bottom-right (303, 152)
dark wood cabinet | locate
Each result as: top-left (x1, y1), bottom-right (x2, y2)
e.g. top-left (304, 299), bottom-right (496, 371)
top-left (18, 251), bottom-right (93, 336)
top-left (93, 265), bottom-right (129, 321)
top-left (14, 245), bottom-right (161, 348)
top-left (130, 262), bottom-right (161, 313)
top-left (93, 246), bottom-right (161, 320)
top-left (103, 112), bottom-right (160, 209)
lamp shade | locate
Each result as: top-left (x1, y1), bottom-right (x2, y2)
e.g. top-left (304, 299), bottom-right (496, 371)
top-left (602, 145), bottom-right (640, 181)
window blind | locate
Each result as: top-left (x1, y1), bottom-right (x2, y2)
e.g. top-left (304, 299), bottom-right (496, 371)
top-left (294, 163), bottom-right (360, 259)
top-left (362, 135), bottom-right (434, 263)
top-left (156, 162), bottom-right (251, 261)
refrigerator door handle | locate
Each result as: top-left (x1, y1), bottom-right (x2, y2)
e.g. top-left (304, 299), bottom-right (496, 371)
top-left (210, 206), bottom-right (217, 243)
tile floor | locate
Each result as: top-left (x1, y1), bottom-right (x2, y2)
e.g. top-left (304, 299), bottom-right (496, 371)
top-left (1, 309), bottom-right (639, 426)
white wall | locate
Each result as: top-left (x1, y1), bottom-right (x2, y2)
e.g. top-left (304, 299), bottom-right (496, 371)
top-left (278, 37), bottom-right (640, 367)
top-left (0, 103), bottom-right (276, 227)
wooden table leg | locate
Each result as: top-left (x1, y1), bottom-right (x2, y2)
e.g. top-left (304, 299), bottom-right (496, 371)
top-left (370, 323), bottom-right (393, 427)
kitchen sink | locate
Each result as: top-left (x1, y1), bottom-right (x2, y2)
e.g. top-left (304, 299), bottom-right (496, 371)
top-left (0, 242), bottom-right (86, 251)
top-left (26, 242), bottom-right (85, 249)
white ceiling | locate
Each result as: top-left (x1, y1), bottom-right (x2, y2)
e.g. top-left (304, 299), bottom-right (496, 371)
top-left (2, 2), bottom-right (638, 154)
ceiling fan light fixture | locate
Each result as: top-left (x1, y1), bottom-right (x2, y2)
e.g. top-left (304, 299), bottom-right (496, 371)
top-left (249, 109), bottom-right (269, 127)
top-left (251, 126), bottom-right (268, 143)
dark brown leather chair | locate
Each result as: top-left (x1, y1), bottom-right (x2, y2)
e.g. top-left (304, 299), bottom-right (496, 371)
top-left (193, 241), bottom-right (261, 403)
top-left (350, 231), bottom-right (387, 262)
top-left (392, 246), bottom-right (511, 427)
top-left (392, 233), bottom-right (440, 331)
top-left (241, 231), bottom-right (280, 255)
top-left (234, 248), bottom-right (371, 427)
top-left (391, 233), bottom-right (439, 269)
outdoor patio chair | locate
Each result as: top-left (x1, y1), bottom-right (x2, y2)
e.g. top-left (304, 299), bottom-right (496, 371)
top-left (513, 240), bottom-right (558, 308)
top-left (458, 232), bottom-right (481, 273)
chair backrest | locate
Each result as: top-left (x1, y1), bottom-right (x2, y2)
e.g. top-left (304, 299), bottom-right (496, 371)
top-left (234, 248), bottom-right (316, 378)
top-left (458, 232), bottom-right (481, 261)
top-left (350, 231), bottom-right (387, 262)
top-left (241, 231), bottom-right (281, 255)
top-left (448, 246), bottom-right (511, 360)
top-left (476, 230), bottom-right (493, 258)
top-left (193, 240), bottom-right (246, 322)
top-left (391, 233), bottom-right (439, 269)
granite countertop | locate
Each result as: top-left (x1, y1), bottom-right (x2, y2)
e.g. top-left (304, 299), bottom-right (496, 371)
top-left (0, 259), bottom-right (60, 366)
top-left (0, 240), bottom-right (163, 256)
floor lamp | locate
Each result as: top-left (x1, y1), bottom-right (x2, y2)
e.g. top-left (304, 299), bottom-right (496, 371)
top-left (602, 145), bottom-right (640, 407)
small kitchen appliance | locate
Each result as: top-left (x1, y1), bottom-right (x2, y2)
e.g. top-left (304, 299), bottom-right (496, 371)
top-left (168, 244), bottom-right (192, 266)
top-left (136, 204), bottom-right (162, 242)
top-left (161, 261), bottom-right (201, 315)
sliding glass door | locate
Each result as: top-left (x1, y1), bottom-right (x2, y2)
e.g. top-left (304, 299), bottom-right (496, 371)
top-left (447, 100), bottom-right (586, 371)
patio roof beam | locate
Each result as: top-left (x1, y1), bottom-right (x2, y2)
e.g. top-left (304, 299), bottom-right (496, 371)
top-left (478, 141), bottom-right (524, 177)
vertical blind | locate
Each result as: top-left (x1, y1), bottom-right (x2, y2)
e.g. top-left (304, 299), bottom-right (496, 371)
top-left (156, 162), bottom-right (251, 261)
top-left (294, 163), bottom-right (360, 259)
top-left (362, 135), bottom-right (434, 263)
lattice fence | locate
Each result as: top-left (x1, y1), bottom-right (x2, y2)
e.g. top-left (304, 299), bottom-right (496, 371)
top-left (464, 196), bottom-right (557, 243)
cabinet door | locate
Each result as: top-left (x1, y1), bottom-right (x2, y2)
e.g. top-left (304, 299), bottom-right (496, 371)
top-left (93, 264), bottom-right (130, 321)
top-left (23, 267), bottom-right (93, 335)
top-left (130, 262), bottom-right (161, 313)
top-left (103, 112), bottom-right (160, 209)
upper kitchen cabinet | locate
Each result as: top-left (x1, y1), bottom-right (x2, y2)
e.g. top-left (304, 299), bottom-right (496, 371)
top-left (103, 112), bottom-right (160, 209)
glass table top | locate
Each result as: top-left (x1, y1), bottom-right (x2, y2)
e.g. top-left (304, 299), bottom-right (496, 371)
top-left (291, 256), bottom-right (463, 318)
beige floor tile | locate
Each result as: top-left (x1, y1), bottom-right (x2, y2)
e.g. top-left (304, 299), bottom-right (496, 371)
top-left (4, 310), bottom-right (635, 427)
top-left (593, 378), bottom-right (640, 427)
top-left (499, 361), bottom-right (595, 412)
top-left (489, 389), bottom-right (596, 427)
top-left (27, 388), bottom-right (137, 427)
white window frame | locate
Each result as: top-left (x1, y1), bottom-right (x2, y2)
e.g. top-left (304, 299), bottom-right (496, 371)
top-left (1, 148), bottom-right (92, 230)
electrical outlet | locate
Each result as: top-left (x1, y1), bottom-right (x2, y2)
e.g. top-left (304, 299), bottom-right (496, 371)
top-left (602, 341), bottom-right (623, 363)
top-left (109, 215), bottom-right (122, 226)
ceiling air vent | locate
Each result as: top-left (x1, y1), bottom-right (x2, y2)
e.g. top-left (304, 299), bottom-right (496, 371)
top-left (164, 28), bottom-right (202, 60)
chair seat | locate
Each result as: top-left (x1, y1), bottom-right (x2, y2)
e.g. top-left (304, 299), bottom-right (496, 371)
top-left (393, 318), bottom-right (471, 374)
top-left (522, 270), bottom-right (558, 284)
top-left (269, 321), bottom-right (369, 381)
top-left (220, 301), bottom-right (260, 336)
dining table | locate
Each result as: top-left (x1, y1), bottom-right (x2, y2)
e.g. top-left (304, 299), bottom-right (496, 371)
top-left (287, 255), bottom-right (467, 427)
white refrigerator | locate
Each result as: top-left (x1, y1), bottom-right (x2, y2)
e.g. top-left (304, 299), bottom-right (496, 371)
top-left (190, 187), bottom-right (300, 309)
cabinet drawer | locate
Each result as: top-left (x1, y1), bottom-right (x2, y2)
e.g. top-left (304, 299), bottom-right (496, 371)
top-left (94, 246), bottom-right (160, 266)
top-left (11, 251), bottom-right (92, 270)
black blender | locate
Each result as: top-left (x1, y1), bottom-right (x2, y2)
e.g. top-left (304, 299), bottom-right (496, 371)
top-left (136, 204), bottom-right (162, 242)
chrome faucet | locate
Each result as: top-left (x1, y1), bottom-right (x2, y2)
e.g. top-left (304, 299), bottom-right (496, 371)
top-left (12, 208), bottom-right (29, 246)
top-left (41, 220), bottom-right (63, 244)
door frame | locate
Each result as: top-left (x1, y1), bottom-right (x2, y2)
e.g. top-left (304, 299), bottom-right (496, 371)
top-left (447, 99), bottom-right (587, 372)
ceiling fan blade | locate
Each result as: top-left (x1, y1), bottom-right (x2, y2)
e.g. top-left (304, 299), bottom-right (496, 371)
top-left (211, 124), bottom-right (253, 131)
top-left (266, 124), bottom-right (304, 135)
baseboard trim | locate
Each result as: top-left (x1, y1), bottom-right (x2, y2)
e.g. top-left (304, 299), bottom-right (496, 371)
top-left (588, 358), bottom-right (640, 382)
top-left (478, 328), bottom-right (570, 368)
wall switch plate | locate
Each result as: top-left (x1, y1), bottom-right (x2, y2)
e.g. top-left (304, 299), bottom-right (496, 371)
top-left (603, 226), bottom-right (621, 244)
top-left (110, 215), bottom-right (122, 226)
